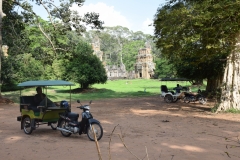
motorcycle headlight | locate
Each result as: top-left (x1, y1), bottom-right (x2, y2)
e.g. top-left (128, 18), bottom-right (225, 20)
top-left (84, 105), bottom-right (90, 110)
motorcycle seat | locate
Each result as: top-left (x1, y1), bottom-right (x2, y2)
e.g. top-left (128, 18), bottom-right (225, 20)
top-left (67, 112), bottom-right (79, 119)
top-left (184, 92), bottom-right (196, 96)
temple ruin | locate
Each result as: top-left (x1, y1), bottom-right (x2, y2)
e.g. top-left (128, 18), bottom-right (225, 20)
top-left (91, 36), bottom-right (103, 61)
top-left (91, 36), bottom-right (127, 79)
top-left (134, 42), bottom-right (155, 79)
top-left (91, 37), bottom-right (155, 79)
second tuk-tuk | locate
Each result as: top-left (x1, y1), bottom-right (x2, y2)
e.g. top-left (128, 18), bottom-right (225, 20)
top-left (16, 80), bottom-right (74, 134)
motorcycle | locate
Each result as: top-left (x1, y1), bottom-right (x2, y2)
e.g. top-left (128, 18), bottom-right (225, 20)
top-left (56, 100), bottom-right (103, 141)
top-left (183, 89), bottom-right (207, 104)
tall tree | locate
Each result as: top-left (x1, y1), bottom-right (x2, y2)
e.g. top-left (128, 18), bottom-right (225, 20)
top-left (154, 57), bottom-right (176, 78)
top-left (0, 0), bottom-right (103, 97)
top-left (154, 0), bottom-right (240, 111)
top-left (0, 0), bottom-right (6, 97)
top-left (122, 40), bottom-right (145, 71)
top-left (64, 40), bottom-right (107, 89)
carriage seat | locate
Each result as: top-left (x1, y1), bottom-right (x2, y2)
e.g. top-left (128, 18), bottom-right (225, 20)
top-left (20, 96), bottom-right (41, 114)
top-left (160, 85), bottom-right (175, 96)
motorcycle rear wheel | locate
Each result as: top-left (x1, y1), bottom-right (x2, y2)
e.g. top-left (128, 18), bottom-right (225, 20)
top-left (87, 123), bottom-right (103, 141)
top-left (183, 97), bottom-right (190, 103)
top-left (50, 121), bottom-right (58, 130)
top-left (59, 120), bottom-right (72, 137)
top-left (199, 97), bottom-right (207, 104)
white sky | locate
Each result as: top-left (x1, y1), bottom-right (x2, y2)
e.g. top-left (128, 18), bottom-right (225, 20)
top-left (29, 0), bottom-right (168, 35)
top-left (71, 0), bottom-right (168, 35)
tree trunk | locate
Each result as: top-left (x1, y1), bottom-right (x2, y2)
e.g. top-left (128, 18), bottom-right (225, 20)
top-left (217, 38), bottom-right (240, 112)
top-left (206, 76), bottom-right (222, 93)
top-left (81, 83), bottom-right (89, 89)
top-left (0, 0), bottom-right (6, 98)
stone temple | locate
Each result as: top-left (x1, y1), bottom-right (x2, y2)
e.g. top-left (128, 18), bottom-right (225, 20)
top-left (91, 37), bottom-right (155, 79)
top-left (91, 36), bottom-right (103, 61)
top-left (134, 42), bottom-right (155, 79)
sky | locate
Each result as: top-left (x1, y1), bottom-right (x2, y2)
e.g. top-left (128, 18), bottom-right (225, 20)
top-left (27, 0), bottom-right (168, 35)
top-left (72, 0), bottom-right (168, 35)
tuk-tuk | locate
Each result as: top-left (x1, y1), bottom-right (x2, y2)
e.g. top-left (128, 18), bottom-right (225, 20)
top-left (16, 80), bottom-right (74, 134)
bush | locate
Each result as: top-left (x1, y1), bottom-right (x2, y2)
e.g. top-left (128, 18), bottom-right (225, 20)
top-left (1, 83), bottom-right (20, 92)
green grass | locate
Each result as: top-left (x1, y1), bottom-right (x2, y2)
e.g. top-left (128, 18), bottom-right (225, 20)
top-left (2, 79), bottom-right (202, 103)
top-left (225, 108), bottom-right (240, 114)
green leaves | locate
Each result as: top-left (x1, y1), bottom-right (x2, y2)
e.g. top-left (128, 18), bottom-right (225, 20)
top-left (153, 0), bottom-right (240, 83)
top-left (64, 40), bottom-right (107, 88)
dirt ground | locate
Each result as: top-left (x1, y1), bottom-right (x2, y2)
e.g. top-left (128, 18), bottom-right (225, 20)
top-left (1, 96), bottom-right (240, 160)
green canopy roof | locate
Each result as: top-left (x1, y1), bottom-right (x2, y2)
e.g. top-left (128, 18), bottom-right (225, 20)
top-left (18, 80), bottom-right (75, 87)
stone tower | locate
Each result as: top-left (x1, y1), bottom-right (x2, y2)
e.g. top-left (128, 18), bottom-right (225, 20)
top-left (91, 36), bottom-right (103, 61)
top-left (135, 42), bottom-right (155, 79)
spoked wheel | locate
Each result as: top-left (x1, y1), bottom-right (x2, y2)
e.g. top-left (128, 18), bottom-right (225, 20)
top-left (87, 123), bottom-right (103, 141)
top-left (164, 94), bottom-right (173, 103)
top-left (59, 120), bottom-right (72, 137)
top-left (22, 116), bottom-right (33, 134)
top-left (199, 97), bottom-right (207, 104)
top-left (50, 121), bottom-right (58, 130)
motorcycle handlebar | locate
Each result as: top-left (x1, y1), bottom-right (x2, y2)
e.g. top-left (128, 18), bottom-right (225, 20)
top-left (76, 106), bottom-right (83, 109)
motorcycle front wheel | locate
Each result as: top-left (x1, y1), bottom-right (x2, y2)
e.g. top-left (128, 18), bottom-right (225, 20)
top-left (59, 120), bottom-right (72, 137)
top-left (87, 123), bottom-right (103, 141)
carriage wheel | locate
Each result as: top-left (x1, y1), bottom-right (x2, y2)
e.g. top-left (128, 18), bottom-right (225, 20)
top-left (164, 94), bottom-right (173, 103)
top-left (22, 116), bottom-right (33, 134)
top-left (172, 97), bottom-right (179, 103)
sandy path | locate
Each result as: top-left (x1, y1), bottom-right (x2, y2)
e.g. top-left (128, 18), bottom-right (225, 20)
top-left (1, 96), bottom-right (240, 160)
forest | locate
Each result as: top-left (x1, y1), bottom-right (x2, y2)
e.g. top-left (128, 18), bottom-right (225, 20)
top-left (0, 0), bottom-right (174, 92)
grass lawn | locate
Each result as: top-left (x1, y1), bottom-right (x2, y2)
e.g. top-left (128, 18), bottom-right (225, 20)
top-left (2, 79), bottom-right (204, 103)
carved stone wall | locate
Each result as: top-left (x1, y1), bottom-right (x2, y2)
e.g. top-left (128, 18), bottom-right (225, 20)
top-left (134, 43), bottom-right (155, 79)
top-left (105, 63), bottom-right (127, 79)
top-left (91, 38), bottom-right (154, 79)
top-left (91, 36), bottom-right (103, 61)
top-left (91, 36), bottom-right (127, 79)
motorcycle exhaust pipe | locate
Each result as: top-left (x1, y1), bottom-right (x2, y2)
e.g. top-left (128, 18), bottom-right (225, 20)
top-left (57, 127), bottom-right (73, 133)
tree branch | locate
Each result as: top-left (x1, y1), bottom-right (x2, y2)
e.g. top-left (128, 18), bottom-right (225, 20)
top-left (38, 0), bottom-right (56, 29)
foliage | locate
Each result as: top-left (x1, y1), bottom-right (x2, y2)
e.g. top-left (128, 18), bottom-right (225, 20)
top-left (122, 40), bottom-right (145, 71)
top-left (211, 103), bottom-right (219, 113)
top-left (1, 56), bottom-right (21, 89)
top-left (1, 53), bottom-right (46, 91)
top-left (0, 0), bottom-right (104, 95)
top-left (64, 40), bottom-right (107, 88)
top-left (154, 57), bottom-right (176, 78)
top-left (17, 53), bottom-right (45, 81)
top-left (153, 0), bottom-right (240, 91)
top-left (224, 108), bottom-right (240, 114)
top-left (84, 27), bottom-right (159, 71)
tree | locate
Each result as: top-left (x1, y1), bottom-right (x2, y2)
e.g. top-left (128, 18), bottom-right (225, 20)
top-left (0, 0), bottom-right (104, 97)
top-left (84, 30), bottom-right (119, 65)
top-left (122, 40), bottom-right (145, 71)
top-left (154, 57), bottom-right (176, 78)
top-left (64, 40), bottom-right (107, 89)
top-left (85, 27), bottom-right (158, 72)
top-left (0, 0), bottom-right (6, 96)
top-left (154, 0), bottom-right (240, 111)
top-left (218, 35), bottom-right (240, 111)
